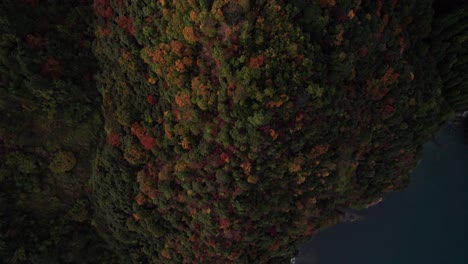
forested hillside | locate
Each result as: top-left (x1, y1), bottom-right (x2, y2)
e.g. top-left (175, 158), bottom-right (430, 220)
top-left (1, 0), bottom-right (466, 263)
top-left (0, 1), bottom-right (117, 263)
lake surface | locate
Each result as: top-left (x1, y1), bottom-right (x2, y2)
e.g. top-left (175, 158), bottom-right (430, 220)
top-left (297, 128), bottom-right (468, 264)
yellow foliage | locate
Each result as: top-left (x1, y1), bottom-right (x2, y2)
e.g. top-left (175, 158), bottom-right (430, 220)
top-left (123, 145), bottom-right (148, 165)
top-left (181, 137), bottom-right (190, 150)
top-left (182, 27), bottom-right (197, 43)
top-left (161, 248), bottom-right (171, 259)
top-left (49, 151), bottom-right (76, 173)
top-left (348, 9), bottom-right (355, 20)
top-left (148, 77), bottom-right (157, 84)
top-left (238, 0), bottom-right (250, 11)
top-left (321, 170), bottom-right (330, 177)
top-left (174, 162), bottom-right (186, 172)
top-left (158, 164), bottom-right (171, 181)
top-left (132, 213), bottom-right (140, 222)
top-left (267, 100), bottom-right (283, 108)
top-left (247, 175), bottom-right (258, 184)
top-left (164, 123), bottom-right (172, 139)
top-left (297, 175), bottom-right (306, 185)
top-left (211, 8), bottom-right (224, 21)
top-left (289, 163), bottom-right (301, 173)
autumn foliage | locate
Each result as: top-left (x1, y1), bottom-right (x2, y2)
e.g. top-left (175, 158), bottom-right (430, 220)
top-left (86, 0), bottom-right (459, 262)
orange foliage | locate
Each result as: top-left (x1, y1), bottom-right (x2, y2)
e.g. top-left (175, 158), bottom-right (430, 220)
top-left (93, 0), bottom-right (112, 18)
top-left (164, 123), bottom-right (173, 139)
top-left (106, 133), bottom-right (121, 147)
top-left (267, 100), bottom-right (283, 108)
top-left (217, 218), bottom-right (230, 229)
top-left (41, 57), bottom-right (61, 79)
top-left (175, 92), bottom-right (191, 107)
top-left (296, 175), bottom-right (306, 185)
top-left (151, 48), bottom-right (166, 65)
top-left (240, 159), bottom-right (252, 175)
top-left (249, 55), bottom-right (265, 69)
top-left (170, 40), bottom-right (184, 57)
top-left (295, 112), bottom-right (304, 123)
top-left (295, 54), bottom-right (305, 63)
top-left (135, 192), bottom-right (146, 206)
top-left (181, 137), bottom-right (190, 150)
top-left (218, 24), bottom-right (233, 42)
top-left (289, 156), bottom-right (304, 173)
top-left (173, 76), bottom-right (185, 88)
top-left (182, 56), bottom-right (193, 67)
top-left (381, 68), bottom-right (400, 85)
top-left (116, 16), bottom-right (135, 35)
top-left (191, 77), bottom-right (209, 96)
top-left (335, 29), bottom-right (344, 46)
top-left (269, 240), bottom-right (281, 251)
top-left (304, 223), bottom-right (315, 236)
top-left (189, 10), bottom-right (198, 22)
top-left (131, 122), bottom-right (145, 139)
top-left (96, 25), bottom-right (111, 37)
top-left (132, 213), bottom-right (140, 222)
top-left (161, 248), bottom-right (171, 259)
top-left (319, 0), bottom-right (336, 8)
top-left (174, 59), bottom-right (186, 72)
top-left (309, 144), bottom-right (329, 159)
top-left (269, 129), bottom-right (278, 140)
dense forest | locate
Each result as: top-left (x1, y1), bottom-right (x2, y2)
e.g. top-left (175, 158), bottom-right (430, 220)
top-left (0, 0), bottom-right (466, 263)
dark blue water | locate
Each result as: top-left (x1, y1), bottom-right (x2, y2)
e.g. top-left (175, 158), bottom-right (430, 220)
top-left (297, 129), bottom-right (468, 264)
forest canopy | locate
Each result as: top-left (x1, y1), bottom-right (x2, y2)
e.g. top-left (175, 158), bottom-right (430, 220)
top-left (0, 0), bottom-right (466, 263)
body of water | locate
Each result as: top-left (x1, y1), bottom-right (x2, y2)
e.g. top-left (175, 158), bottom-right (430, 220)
top-left (297, 128), bottom-right (468, 264)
